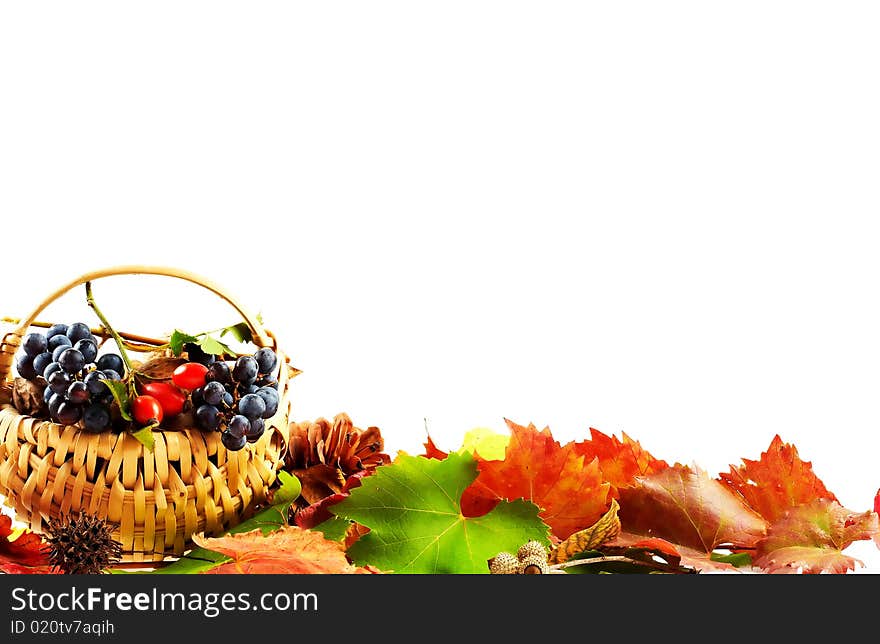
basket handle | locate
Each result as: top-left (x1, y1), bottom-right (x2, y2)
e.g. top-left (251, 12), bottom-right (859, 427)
top-left (1, 265), bottom-right (274, 382)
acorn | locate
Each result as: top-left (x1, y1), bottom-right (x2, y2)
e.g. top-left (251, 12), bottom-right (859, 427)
top-left (519, 554), bottom-right (550, 574)
top-left (44, 512), bottom-right (122, 574)
top-left (489, 551), bottom-right (520, 574)
top-left (517, 540), bottom-right (547, 561)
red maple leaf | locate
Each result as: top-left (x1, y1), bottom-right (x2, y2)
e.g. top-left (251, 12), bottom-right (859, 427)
top-left (574, 428), bottom-right (668, 495)
top-left (460, 419), bottom-right (611, 540)
top-left (0, 514), bottom-right (54, 574)
top-left (719, 434), bottom-right (837, 523)
top-left (754, 500), bottom-right (879, 574)
top-left (618, 464), bottom-right (768, 554)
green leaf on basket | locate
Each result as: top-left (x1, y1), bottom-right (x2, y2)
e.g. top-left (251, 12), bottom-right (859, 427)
top-left (710, 551), bottom-right (753, 567)
top-left (332, 452), bottom-right (551, 574)
top-left (273, 471), bottom-right (303, 508)
top-left (195, 334), bottom-right (235, 357)
top-left (131, 425), bottom-right (155, 451)
top-left (220, 322), bottom-right (253, 344)
top-left (102, 379), bottom-right (132, 421)
top-left (143, 471), bottom-right (302, 574)
top-left (168, 330), bottom-right (199, 357)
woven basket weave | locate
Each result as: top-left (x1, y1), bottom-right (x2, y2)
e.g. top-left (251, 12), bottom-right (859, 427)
top-left (0, 266), bottom-right (290, 562)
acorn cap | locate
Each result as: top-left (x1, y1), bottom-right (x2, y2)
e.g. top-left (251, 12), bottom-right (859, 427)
top-left (489, 551), bottom-right (520, 574)
top-left (519, 554), bottom-right (550, 575)
top-left (517, 540), bottom-right (547, 561)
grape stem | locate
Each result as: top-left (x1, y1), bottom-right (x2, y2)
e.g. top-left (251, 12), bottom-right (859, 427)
top-left (84, 281), bottom-right (136, 377)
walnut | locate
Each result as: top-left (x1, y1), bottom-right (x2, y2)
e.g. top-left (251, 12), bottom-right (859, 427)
top-left (12, 377), bottom-right (47, 416)
top-left (133, 354), bottom-right (186, 381)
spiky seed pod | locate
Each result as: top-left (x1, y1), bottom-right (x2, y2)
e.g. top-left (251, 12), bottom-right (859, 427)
top-left (519, 554), bottom-right (550, 575)
top-left (44, 512), bottom-right (122, 574)
top-left (517, 540), bottom-right (547, 561)
top-left (489, 552), bottom-right (520, 574)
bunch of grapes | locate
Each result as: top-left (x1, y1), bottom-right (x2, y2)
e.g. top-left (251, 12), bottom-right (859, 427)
top-left (15, 323), bottom-right (125, 433)
top-left (175, 347), bottom-right (280, 452)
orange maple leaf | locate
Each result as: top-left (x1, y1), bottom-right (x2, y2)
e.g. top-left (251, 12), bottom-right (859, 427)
top-left (194, 527), bottom-right (383, 574)
top-left (618, 464), bottom-right (768, 554)
top-left (754, 499), bottom-right (879, 574)
top-left (574, 428), bottom-right (668, 495)
top-left (0, 514), bottom-right (54, 574)
top-left (719, 434), bottom-right (837, 524)
top-left (460, 419), bottom-right (611, 540)
top-left (422, 435), bottom-right (448, 460)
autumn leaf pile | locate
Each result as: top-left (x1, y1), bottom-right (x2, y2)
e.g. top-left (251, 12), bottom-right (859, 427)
top-left (2, 417), bottom-right (879, 575)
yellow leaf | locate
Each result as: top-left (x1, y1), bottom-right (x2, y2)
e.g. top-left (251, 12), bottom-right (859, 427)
top-left (457, 427), bottom-right (509, 460)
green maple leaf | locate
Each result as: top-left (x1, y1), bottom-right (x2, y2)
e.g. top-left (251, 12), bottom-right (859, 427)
top-left (333, 452), bottom-right (551, 574)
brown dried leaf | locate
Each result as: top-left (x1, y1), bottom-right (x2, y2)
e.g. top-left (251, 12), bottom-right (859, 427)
top-left (549, 499), bottom-right (621, 564)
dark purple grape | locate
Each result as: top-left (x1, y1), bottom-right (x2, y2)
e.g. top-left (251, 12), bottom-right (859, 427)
top-left (22, 333), bottom-right (48, 357)
top-left (222, 391), bottom-right (234, 408)
top-left (43, 385), bottom-right (54, 405)
top-left (184, 342), bottom-right (216, 366)
top-left (238, 393), bottom-right (266, 420)
top-left (84, 370), bottom-right (107, 395)
top-left (253, 348), bottom-right (278, 375)
top-left (48, 393), bottom-right (64, 420)
top-left (221, 431), bottom-right (247, 451)
top-left (15, 354), bottom-right (37, 381)
top-left (195, 404), bottom-right (221, 431)
top-left (42, 361), bottom-right (62, 380)
top-left (32, 352), bottom-right (53, 376)
top-left (83, 403), bottom-right (111, 433)
top-left (96, 353), bottom-right (124, 375)
top-left (47, 334), bottom-right (72, 352)
top-left (66, 381), bottom-right (90, 404)
top-left (102, 369), bottom-right (122, 382)
top-left (237, 383), bottom-right (258, 396)
top-left (47, 370), bottom-right (72, 394)
top-left (46, 324), bottom-right (68, 339)
top-left (227, 415), bottom-right (250, 439)
top-left (56, 401), bottom-right (82, 425)
top-left (66, 322), bottom-right (92, 344)
top-left (51, 345), bottom-right (68, 362)
top-left (256, 387), bottom-right (279, 418)
top-left (74, 339), bottom-right (98, 364)
top-left (232, 356), bottom-right (258, 384)
top-left (206, 361), bottom-right (232, 384)
top-left (203, 381), bottom-right (226, 406)
top-left (191, 386), bottom-right (205, 408)
top-left (58, 348), bottom-right (85, 374)
top-left (246, 418), bottom-right (265, 442)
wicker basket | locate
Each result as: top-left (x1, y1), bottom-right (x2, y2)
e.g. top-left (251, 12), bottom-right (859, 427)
top-left (0, 266), bottom-right (291, 562)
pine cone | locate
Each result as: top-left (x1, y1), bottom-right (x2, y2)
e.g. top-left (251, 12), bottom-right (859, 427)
top-left (286, 413), bottom-right (390, 505)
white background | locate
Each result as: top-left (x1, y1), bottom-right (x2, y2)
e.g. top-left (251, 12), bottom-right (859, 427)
top-left (2, 2), bottom-right (879, 570)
